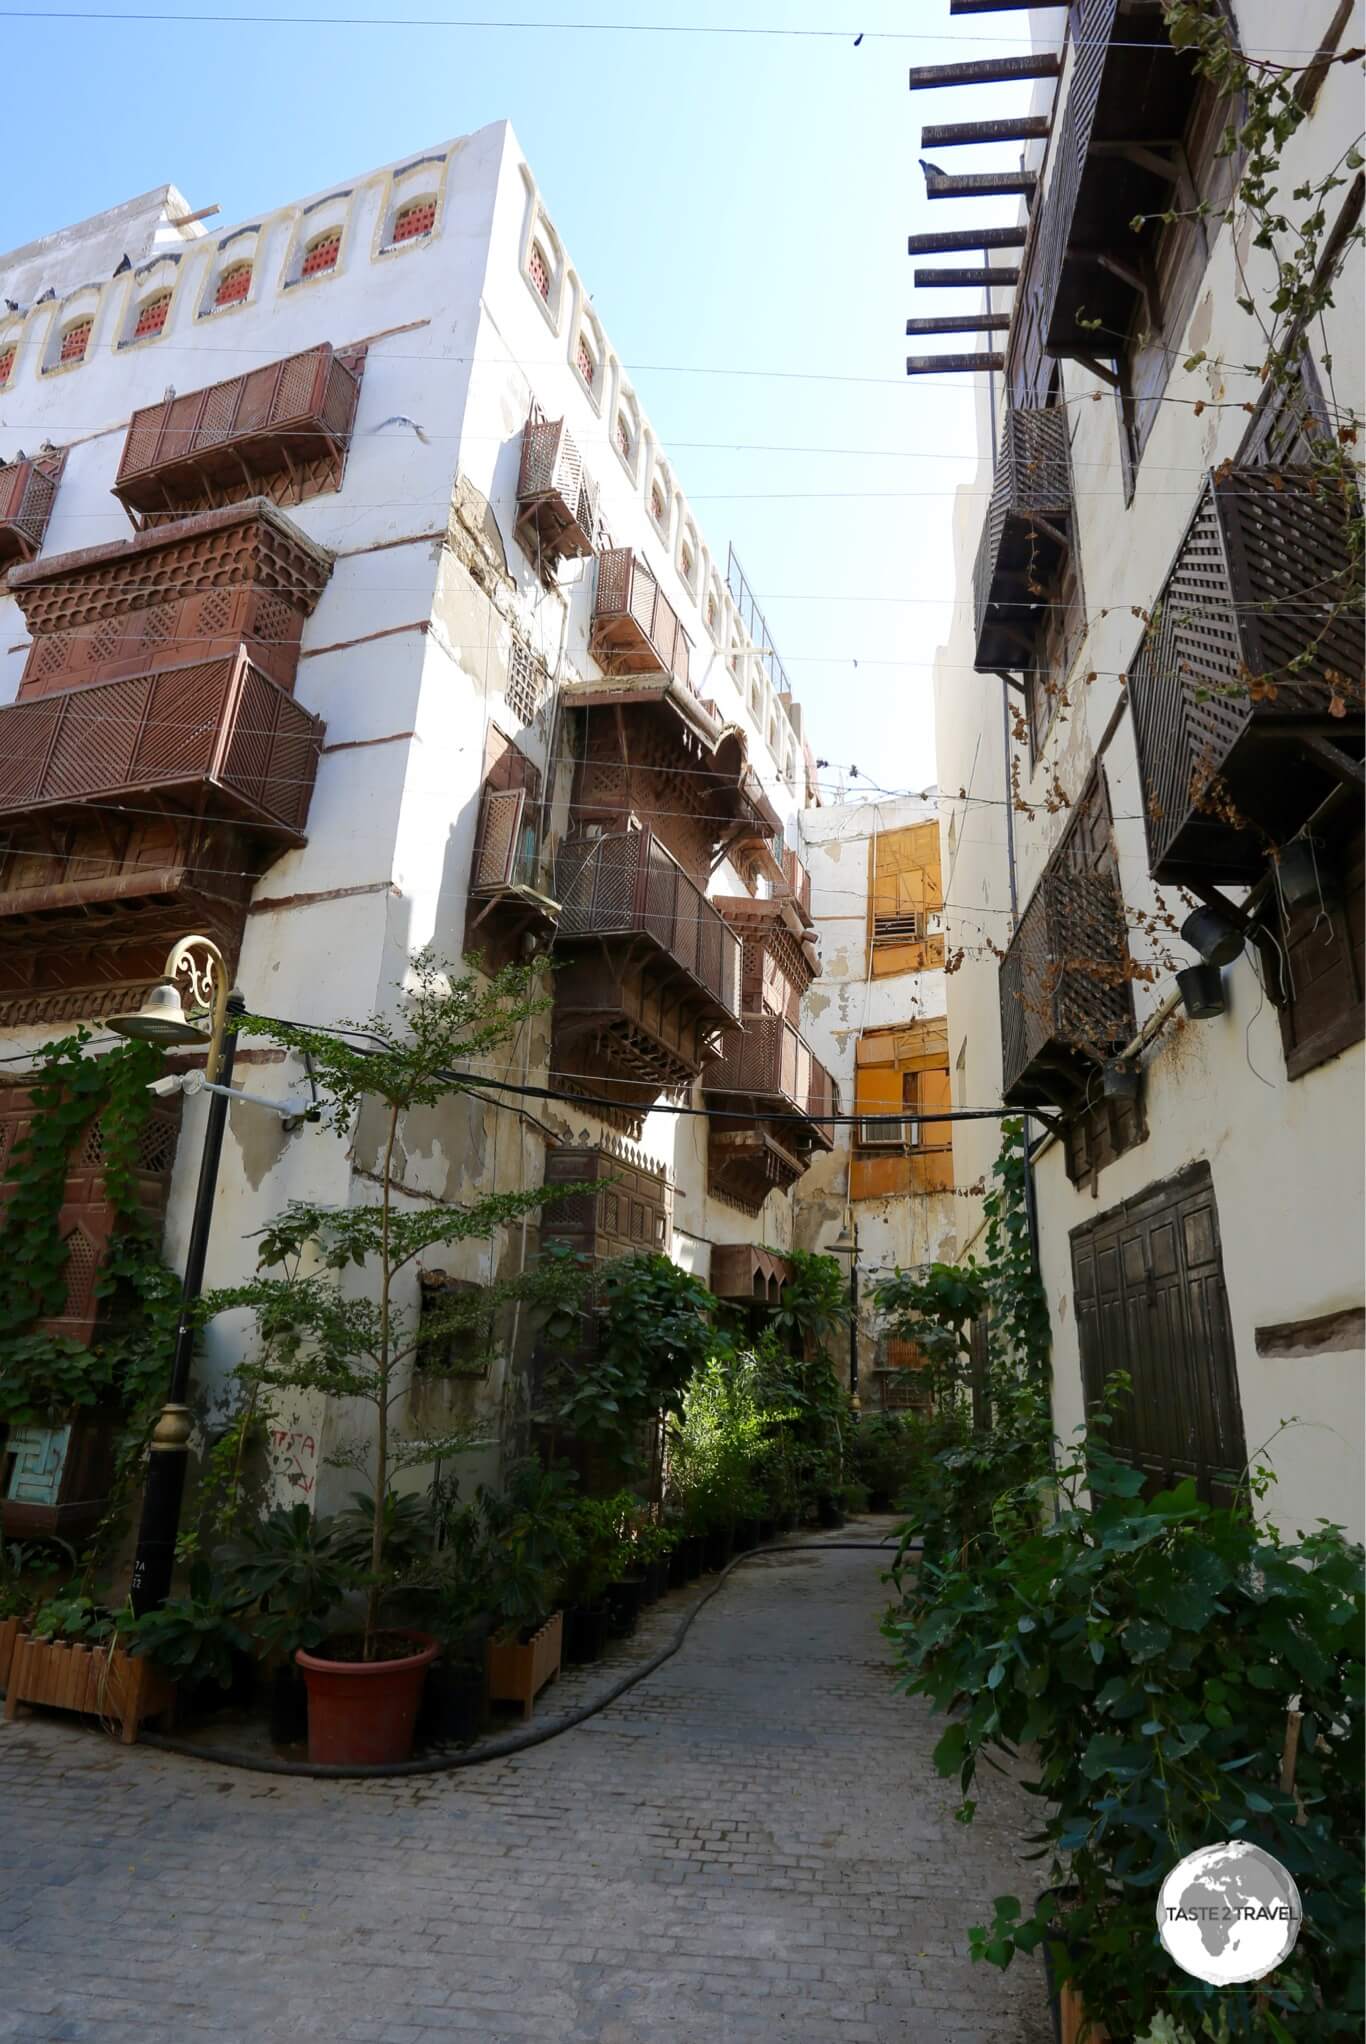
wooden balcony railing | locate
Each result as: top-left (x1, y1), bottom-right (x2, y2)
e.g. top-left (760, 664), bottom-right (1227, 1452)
top-left (999, 860), bottom-right (1134, 1108)
top-left (590, 549), bottom-right (691, 690)
top-left (0, 654), bottom-right (324, 844)
top-left (554, 828), bottom-right (739, 1021)
top-left (515, 416), bottom-right (599, 569)
top-left (113, 344), bottom-right (361, 520)
top-left (1129, 466), bottom-right (1365, 885)
top-left (779, 844), bottom-right (813, 921)
top-left (972, 403), bottom-right (1072, 671)
top-left (0, 455), bottom-right (60, 567)
top-left (705, 1012), bottom-right (837, 1149)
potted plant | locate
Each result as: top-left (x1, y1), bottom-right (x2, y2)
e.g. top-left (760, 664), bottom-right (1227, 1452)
top-left (216, 1503), bottom-right (358, 1746)
top-left (5, 1591), bottom-right (175, 1745)
top-left (481, 1459), bottom-right (573, 1719)
top-left (121, 1561), bottom-right (255, 1721)
top-left (407, 1497), bottom-right (493, 1747)
top-left (202, 955), bottom-right (582, 1767)
top-left (561, 1491), bottom-right (634, 1663)
top-left (0, 1535), bottom-right (74, 1689)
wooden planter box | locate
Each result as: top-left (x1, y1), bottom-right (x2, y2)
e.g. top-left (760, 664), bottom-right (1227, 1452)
top-left (1059, 1984), bottom-right (1111, 2044)
top-left (0, 1615), bottom-right (19, 1689)
top-left (484, 1611), bottom-right (562, 1722)
top-left (3, 1633), bottom-right (174, 1744)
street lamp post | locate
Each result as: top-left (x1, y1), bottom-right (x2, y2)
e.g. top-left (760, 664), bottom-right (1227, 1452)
top-left (109, 936), bottom-right (242, 1616)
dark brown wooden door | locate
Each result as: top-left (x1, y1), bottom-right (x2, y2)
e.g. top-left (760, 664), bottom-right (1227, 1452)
top-left (1071, 1162), bottom-right (1246, 1503)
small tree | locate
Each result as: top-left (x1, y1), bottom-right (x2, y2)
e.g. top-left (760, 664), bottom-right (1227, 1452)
top-left (203, 954), bottom-right (583, 1657)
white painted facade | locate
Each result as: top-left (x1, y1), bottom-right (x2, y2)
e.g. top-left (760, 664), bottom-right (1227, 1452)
top-left (796, 795), bottom-right (956, 1399)
top-left (931, 2), bottom-right (1365, 1540)
top-left (0, 124), bottom-right (823, 1509)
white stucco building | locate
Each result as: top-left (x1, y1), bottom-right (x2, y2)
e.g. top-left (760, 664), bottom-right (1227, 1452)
top-left (923, 0), bottom-right (1364, 1539)
top-left (0, 123), bottom-right (837, 1529)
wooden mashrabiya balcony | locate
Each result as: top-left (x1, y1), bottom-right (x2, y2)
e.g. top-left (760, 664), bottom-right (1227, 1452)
top-left (704, 1013), bottom-right (837, 1151)
top-left (999, 856), bottom-right (1135, 1110)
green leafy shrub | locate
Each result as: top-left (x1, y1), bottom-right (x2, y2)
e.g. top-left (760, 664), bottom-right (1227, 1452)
top-left (849, 1413), bottom-right (933, 1507)
top-left (887, 1421), bottom-right (1365, 2038)
top-left (216, 1503), bottom-right (359, 1662)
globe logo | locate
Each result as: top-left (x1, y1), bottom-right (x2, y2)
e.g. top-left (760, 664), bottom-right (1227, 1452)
top-left (1157, 1842), bottom-right (1302, 1986)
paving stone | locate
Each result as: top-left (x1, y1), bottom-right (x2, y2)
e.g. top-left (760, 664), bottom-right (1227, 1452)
top-left (0, 1533), bottom-right (1050, 2042)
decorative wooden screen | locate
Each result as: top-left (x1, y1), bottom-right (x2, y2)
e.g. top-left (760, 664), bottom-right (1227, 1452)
top-left (704, 1013), bottom-right (836, 1150)
top-left (972, 402), bottom-right (1073, 672)
top-left (1129, 466), bottom-right (1363, 885)
top-left (114, 343), bottom-right (361, 520)
top-left (0, 653), bottom-right (324, 843)
top-left (1271, 823), bottom-right (1365, 1082)
top-left (540, 1147), bottom-right (670, 1261)
top-left (1070, 1162), bottom-right (1246, 1504)
top-left (0, 455), bottom-right (60, 567)
top-left (555, 828), bottom-right (740, 1022)
top-left (515, 416), bottom-right (599, 568)
top-left (591, 550), bottom-right (692, 690)
top-left (470, 788), bottom-right (527, 892)
top-left (999, 771), bottom-right (1134, 1108)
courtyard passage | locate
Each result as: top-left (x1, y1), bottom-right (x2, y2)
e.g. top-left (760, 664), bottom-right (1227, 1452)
top-left (0, 1536), bottom-right (1050, 2044)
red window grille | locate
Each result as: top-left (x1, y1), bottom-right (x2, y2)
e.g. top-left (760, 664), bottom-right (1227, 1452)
top-left (393, 197), bottom-right (436, 245)
top-left (576, 334), bottom-right (596, 386)
top-left (615, 414), bottom-right (631, 459)
top-left (301, 231), bottom-right (341, 280)
top-left (0, 346), bottom-right (14, 385)
top-left (133, 292), bottom-right (171, 340)
top-left (528, 243), bottom-right (551, 300)
top-left (59, 318), bottom-right (92, 365)
top-left (214, 262), bottom-right (252, 309)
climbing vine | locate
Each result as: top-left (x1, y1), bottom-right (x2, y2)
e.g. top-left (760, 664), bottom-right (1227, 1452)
top-left (0, 1034), bottom-right (179, 1446)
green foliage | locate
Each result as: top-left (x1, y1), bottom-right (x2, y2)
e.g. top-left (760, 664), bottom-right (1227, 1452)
top-left (0, 1535), bottom-right (75, 1622)
top-left (475, 1459), bottom-right (578, 1635)
top-left (849, 1413), bottom-right (934, 1507)
top-left (122, 1560), bottom-right (253, 1690)
top-left (215, 1503), bottom-right (359, 1662)
top-left (887, 1416), bottom-right (1365, 2037)
top-left (561, 1489), bottom-right (643, 1608)
top-left (538, 1251), bottom-right (716, 1462)
top-left (29, 1592), bottom-right (115, 1645)
top-left (667, 1349), bottom-right (777, 1534)
top-left (766, 1248), bottom-right (850, 1358)
top-left (0, 1036), bottom-right (179, 1448)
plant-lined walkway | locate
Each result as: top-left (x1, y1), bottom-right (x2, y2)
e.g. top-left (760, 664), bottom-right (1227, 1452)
top-left (0, 1535), bottom-right (1049, 2044)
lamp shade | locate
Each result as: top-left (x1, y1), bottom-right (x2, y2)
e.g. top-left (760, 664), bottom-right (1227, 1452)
top-left (107, 981), bottom-right (210, 1048)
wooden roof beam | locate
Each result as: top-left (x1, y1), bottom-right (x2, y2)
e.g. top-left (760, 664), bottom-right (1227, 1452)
top-left (908, 52), bottom-right (1061, 89)
top-left (906, 313), bottom-right (1011, 335)
top-left (914, 266), bottom-right (1020, 287)
top-left (926, 169), bottom-right (1037, 200)
top-left (907, 352), bottom-right (1005, 375)
top-left (907, 224), bottom-right (1027, 255)
top-left (922, 115), bottom-right (1051, 146)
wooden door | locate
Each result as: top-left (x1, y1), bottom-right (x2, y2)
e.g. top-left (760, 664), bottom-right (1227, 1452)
top-left (1071, 1162), bottom-right (1246, 1503)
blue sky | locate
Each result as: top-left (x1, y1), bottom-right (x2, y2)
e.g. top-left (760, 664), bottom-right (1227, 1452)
top-left (1, 3), bottom-right (1033, 795)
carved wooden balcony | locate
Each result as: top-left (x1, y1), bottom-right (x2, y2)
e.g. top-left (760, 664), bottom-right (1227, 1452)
top-left (972, 403), bottom-right (1072, 671)
top-left (540, 1148), bottom-right (670, 1264)
top-left (0, 653), bottom-right (324, 845)
top-left (551, 828), bottom-right (740, 1123)
top-left (1128, 467), bottom-right (1364, 885)
top-left (709, 1243), bottom-right (793, 1305)
top-left (1034, 0), bottom-right (1208, 360)
top-left (704, 1014), bottom-right (837, 1151)
top-left (515, 416), bottom-right (599, 571)
top-left (707, 1127), bottom-right (809, 1212)
top-left (0, 454), bottom-right (61, 567)
top-left (113, 343), bottom-right (362, 523)
top-left (591, 550), bottom-right (691, 690)
top-left (1000, 860), bottom-right (1134, 1109)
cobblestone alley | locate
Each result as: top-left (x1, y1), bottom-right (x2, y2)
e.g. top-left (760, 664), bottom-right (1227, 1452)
top-left (0, 1539), bottom-right (1050, 2044)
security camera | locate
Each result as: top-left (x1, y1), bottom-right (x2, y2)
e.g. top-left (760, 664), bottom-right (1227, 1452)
top-left (146, 1073), bottom-right (185, 1098)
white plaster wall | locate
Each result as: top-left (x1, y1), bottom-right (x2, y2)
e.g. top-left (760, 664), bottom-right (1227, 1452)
top-left (932, 0), bottom-right (1366, 1538)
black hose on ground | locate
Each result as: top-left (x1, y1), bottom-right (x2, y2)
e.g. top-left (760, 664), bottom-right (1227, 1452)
top-left (136, 1538), bottom-right (919, 1783)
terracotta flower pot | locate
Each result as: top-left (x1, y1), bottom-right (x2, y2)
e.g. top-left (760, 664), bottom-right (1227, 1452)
top-left (295, 1629), bottom-right (439, 1766)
